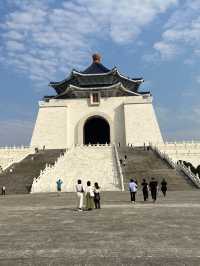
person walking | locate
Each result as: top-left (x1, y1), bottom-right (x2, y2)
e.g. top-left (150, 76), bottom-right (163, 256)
top-left (85, 181), bottom-right (94, 211)
top-left (128, 179), bottom-right (137, 203)
top-left (56, 178), bottom-right (63, 195)
top-left (161, 178), bottom-right (167, 197)
top-left (75, 179), bottom-right (84, 211)
top-left (141, 179), bottom-right (148, 201)
top-left (2, 186), bottom-right (6, 196)
top-left (94, 182), bottom-right (101, 209)
top-left (149, 177), bottom-right (158, 203)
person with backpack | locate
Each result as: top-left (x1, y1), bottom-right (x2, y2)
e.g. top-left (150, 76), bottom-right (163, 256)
top-left (141, 179), bottom-right (148, 201)
top-left (94, 182), bottom-right (101, 209)
top-left (149, 177), bottom-right (158, 203)
top-left (161, 178), bottom-right (167, 197)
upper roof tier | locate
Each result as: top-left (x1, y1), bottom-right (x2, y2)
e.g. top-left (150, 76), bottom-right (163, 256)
top-left (49, 54), bottom-right (144, 95)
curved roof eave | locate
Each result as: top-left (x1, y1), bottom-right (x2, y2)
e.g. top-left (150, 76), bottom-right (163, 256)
top-left (54, 82), bottom-right (142, 98)
top-left (49, 67), bottom-right (144, 88)
top-left (116, 70), bottom-right (144, 83)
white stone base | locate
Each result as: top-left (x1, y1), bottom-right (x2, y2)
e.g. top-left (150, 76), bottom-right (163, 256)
top-left (31, 146), bottom-right (120, 192)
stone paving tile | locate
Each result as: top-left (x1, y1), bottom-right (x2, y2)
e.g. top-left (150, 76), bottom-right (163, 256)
top-left (0, 191), bottom-right (199, 265)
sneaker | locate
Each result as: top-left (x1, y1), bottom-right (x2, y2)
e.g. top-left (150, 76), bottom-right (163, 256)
top-left (78, 208), bottom-right (83, 211)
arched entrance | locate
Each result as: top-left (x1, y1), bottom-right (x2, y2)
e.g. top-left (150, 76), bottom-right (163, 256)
top-left (84, 116), bottom-right (110, 144)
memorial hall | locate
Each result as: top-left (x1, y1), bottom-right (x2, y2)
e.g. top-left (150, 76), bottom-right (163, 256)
top-left (0, 54), bottom-right (200, 193)
top-left (31, 54), bottom-right (163, 149)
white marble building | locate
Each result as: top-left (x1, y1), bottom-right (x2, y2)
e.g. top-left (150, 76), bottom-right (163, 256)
top-left (31, 54), bottom-right (163, 149)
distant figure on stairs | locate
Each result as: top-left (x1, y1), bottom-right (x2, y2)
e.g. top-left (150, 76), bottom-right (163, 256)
top-left (56, 178), bottom-right (63, 195)
top-left (75, 179), bottom-right (84, 211)
top-left (141, 179), bottom-right (148, 201)
top-left (161, 179), bottom-right (167, 197)
top-left (128, 179), bottom-right (137, 203)
top-left (94, 182), bottom-right (101, 209)
top-left (2, 186), bottom-right (6, 196)
top-left (149, 178), bottom-right (158, 203)
top-left (85, 181), bottom-right (94, 211)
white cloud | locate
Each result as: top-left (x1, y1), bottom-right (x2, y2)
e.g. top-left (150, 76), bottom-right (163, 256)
top-left (0, 0), bottom-right (178, 85)
top-left (154, 0), bottom-right (200, 60)
top-left (153, 42), bottom-right (178, 59)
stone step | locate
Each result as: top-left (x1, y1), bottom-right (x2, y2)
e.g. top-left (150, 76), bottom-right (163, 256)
top-left (32, 146), bottom-right (120, 192)
top-left (118, 147), bottom-right (196, 190)
top-left (0, 149), bottom-right (64, 194)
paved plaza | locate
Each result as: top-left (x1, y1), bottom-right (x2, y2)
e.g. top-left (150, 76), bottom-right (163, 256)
top-left (0, 191), bottom-right (200, 265)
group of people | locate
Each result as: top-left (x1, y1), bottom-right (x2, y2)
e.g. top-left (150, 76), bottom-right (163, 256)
top-left (75, 180), bottom-right (101, 211)
top-left (129, 178), bottom-right (167, 203)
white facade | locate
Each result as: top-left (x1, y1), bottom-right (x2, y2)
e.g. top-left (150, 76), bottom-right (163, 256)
top-left (31, 94), bottom-right (163, 149)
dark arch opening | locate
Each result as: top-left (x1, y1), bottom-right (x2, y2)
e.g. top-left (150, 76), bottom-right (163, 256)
top-left (84, 116), bottom-right (110, 145)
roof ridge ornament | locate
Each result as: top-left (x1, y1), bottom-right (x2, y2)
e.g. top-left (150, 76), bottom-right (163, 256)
top-left (92, 53), bottom-right (101, 63)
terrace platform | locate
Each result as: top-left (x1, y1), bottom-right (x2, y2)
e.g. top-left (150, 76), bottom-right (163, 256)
top-left (0, 191), bottom-right (200, 265)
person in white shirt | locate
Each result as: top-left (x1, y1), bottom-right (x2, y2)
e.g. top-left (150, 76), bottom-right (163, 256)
top-left (75, 179), bottom-right (84, 211)
top-left (128, 179), bottom-right (138, 203)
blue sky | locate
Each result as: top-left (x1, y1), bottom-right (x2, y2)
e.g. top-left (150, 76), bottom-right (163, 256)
top-left (0, 0), bottom-right (200, 146)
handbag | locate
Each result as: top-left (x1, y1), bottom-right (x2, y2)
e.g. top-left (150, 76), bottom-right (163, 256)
top-left (90, 190), bottom-right (94, 197)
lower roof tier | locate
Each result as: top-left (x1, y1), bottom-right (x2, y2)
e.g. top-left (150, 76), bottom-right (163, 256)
top-left (44, 83), bottom-right (150, 100)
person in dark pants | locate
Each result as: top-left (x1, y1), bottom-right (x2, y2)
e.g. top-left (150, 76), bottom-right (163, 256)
top-left (149, 178), bottom-right (158, 203)
top-left (161, 178), bottom-right (167, 197)
top-left (2, 186), bottom-right (6, 196)
top-left (128, 179), bottom-right (137, 203)
top-left (141, 179), bottom-right (148, 201)
top-left (94, 182), bottom-right (101, 209)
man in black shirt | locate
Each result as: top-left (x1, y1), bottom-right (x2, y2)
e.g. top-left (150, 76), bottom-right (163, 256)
top-left (149, 177), bottom-right (158, 203)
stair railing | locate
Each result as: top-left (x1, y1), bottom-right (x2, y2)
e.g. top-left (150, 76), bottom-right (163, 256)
top-left (31, 150), bottom-right (67, 193)
top-left (176, 161), bottom-right (200, 188)
top-left (0, 146), bottom-right (34, 171)
top-left (113, 143), bottom-right (124, 191)
top-left (150, 143), bottom-right (200, 188)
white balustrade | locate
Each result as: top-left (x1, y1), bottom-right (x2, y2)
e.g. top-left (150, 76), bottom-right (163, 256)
top-left (31, 145), bottom-right (120, 193)
top-left (150, 143), bottom-right (200, 188)
top-left (0, 146), bottom-right (34, 170)
top-left (113, 143), bottom-right (124, 191)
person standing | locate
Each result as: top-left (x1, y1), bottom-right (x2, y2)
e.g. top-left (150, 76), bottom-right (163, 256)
top-left (141, 179), bottom-right (148, 201)
top-left (85, 181), bottom-right (94, 210)
top-left (149, 177), bottom-right (158, 203)
top-left (75, 179), bottom-right (84, 211)
top-left (128, 179), bottom-right (137, 203)
top-left (161, 178), bottom-right (167, 197)
top-left (94, 182), bottom-right (101, 209)
top-left (56, 178), bottom-right (63, 195)
top-left (2, 186), bottom-right (6, 196)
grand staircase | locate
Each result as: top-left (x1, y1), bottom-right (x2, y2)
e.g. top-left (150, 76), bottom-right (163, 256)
top-left (0, 149), bottom-right (64, 194)
top-left (118, 146), bottom-right (196, 190)
top-left (32, 146), bottom-right (120, 192)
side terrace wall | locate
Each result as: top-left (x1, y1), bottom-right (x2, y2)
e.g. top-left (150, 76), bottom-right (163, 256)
top-left (124, 97), bottom-right (163, 146)
top-left (31, 102), bottom-right (68, 149)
